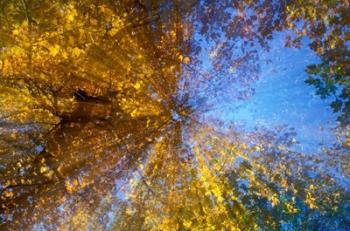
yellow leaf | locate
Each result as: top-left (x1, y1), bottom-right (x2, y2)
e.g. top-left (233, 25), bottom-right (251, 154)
top-left (12, 28), bottom-right (19, 36)
top-left (108, 28), bottom-right (119, 36)
top-left (65, 180), bottom-right (74, 193)
top-left (3, 190), bottom-right (14, 198)
top-left (72, 178), bottom-right (79, 187)
top-left (40, 166), bottom-right (49, 173)
top-left (183, 56), bottom-right (191, 64)
top-left (270, 194), bottom-right (280, 207)
top-left (72, 47), bottom-right (83, 58)
top-left (183, 220), bottom-right (192, 229)
top-left (66, 5), bottom-right (77, 22)
top-left (49, 44), bottom-right (60, 57)
top-left (62, 50), bottom-right (68, 59)
top-left (134, 81), bottom-right (142, 90)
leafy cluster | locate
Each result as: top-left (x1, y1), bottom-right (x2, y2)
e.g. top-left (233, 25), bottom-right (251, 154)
top-left (0, 0), bottom-right (349, 230)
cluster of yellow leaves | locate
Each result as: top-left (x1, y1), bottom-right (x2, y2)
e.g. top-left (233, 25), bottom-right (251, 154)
top-left (64, 178), bottom-right (80, 194)
top-left (117, 127), bottom-right (260, 230)
top-left (70, 207), bottom-right (91, 230)
top-left (269, 194), bottom-right (280, 207)
top-left (0, 85), bottom-right (56, 124)
top-left (285, 201), bottom-right (298, 214)
top-left (109, 17), bottom-right (125, 36)
top-left (305, 184), bottom-right (318, 209)
top-left (194, 147), bottom-right (225, 203)
top-left (39, 160), bottom-right (54, 179)
top-left (1, 190), bottom-right (14, 199)
top-left (66, 4), bottom-right (78, 23)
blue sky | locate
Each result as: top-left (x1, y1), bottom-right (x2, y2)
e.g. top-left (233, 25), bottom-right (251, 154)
top-left (214, 32), bottom-right (338, 153)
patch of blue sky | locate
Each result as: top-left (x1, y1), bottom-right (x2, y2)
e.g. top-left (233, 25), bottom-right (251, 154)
top-left (218, 32), bottom-right (338, 153)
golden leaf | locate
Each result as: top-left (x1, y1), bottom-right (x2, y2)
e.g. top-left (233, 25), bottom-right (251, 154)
top-left (49, 44), bottom-right (60, 57)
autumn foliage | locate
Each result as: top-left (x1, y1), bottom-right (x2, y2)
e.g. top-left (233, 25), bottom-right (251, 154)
top-left (0, 0), bottom-right (349, 230)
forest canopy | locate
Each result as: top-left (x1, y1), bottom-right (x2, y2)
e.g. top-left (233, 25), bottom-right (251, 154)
top-left (0, 0), bottom-right (349, 230)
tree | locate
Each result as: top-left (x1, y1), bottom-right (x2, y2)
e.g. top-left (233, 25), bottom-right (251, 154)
top-left (0, 0), bottom-right (349, 230)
